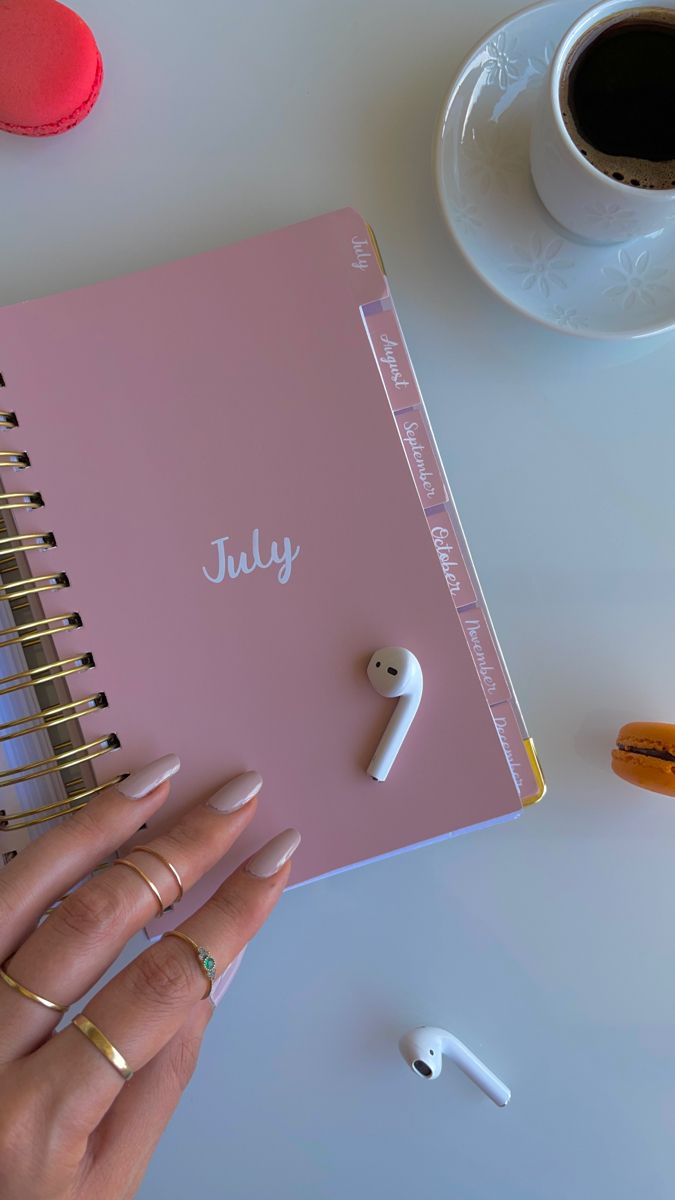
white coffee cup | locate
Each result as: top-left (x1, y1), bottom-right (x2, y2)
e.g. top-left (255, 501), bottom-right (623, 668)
top-left (530, 1), bottom-right (675, 243)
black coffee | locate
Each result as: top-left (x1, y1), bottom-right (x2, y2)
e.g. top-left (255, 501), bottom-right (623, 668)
top-left (561, 8), bottom-right (675, 188)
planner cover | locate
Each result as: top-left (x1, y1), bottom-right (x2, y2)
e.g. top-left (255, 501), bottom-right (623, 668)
top-left (0, 208), bottom-right (543, 929)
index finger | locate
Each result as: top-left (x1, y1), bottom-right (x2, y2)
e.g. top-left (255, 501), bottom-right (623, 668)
top-left (39, 827), bottom-right (300, 1135)
top-left (0, 755), bottom-right (180, 958)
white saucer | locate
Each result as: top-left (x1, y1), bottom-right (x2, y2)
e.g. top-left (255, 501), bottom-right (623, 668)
top-left (435, 0), bottom-right (675, 339)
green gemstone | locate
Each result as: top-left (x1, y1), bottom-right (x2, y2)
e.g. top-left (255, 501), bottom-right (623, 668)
top-left (204, 956), bottom-right (215, 971)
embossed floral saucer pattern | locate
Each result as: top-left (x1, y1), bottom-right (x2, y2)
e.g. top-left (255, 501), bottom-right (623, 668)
top-left (435, 0), bottom-right (675, 338)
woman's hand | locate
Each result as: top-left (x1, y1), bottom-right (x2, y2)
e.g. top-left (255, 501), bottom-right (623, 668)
top-left (0, 757), bottom-right (300, 1200)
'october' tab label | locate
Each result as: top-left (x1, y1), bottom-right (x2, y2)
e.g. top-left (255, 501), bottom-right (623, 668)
top-left (460, 608), bottom-right (510, 706)
top-left (366, 308), bottom-right (416, 413)
top-left (490, 701), bottom-right (538, 802)
top-left (426, 510), bottom-right (476, 608)
top-left (396, 410), bottom-right (448, 509)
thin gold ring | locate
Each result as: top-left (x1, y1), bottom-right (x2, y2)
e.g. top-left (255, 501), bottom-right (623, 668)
top-left (128, 846), bottom-right (184, 907)
top-left (161, 930), bottom-right (216, 999)
top-left (0, 960), bottom-right (68, 1013)
top-left (72, 1013), bottom-right (133, 1081)
top-left (111, 858), bottom-right (164, 916)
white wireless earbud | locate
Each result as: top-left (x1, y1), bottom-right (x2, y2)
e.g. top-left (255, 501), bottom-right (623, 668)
top-left (366, 647), bottom-right (423, 781)
top-left (399, 1027), bottom-right (511, 1107)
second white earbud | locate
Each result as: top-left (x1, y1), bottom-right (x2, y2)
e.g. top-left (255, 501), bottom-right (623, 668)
top-left (366, 647), bottom-right (423, 781)
top-left (399, 1026), bottom-right (511, 1107)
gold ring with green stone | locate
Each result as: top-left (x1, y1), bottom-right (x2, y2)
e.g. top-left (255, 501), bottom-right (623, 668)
top-left (160, 929), bottom-right (217, 998)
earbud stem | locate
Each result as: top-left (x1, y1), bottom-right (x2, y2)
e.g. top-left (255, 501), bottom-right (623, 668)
top-left (441, 1033), bottom-right (511, 1107)
top-left (368, 690), bottom-right (421, 781)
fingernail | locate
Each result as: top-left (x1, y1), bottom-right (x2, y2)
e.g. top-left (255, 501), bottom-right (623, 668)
top-left (245, 827), bottom-right (301, 878)
top-left (118, 754), bottom-right (181, 799)
top-left (210, 948), bottom-right (246, 1007)
top-left (206, 771), bottom-right (262, 814)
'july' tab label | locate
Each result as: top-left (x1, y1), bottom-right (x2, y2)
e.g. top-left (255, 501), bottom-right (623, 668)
top-left (366, 308), bottom-right (416, 413)
top-left (351, 233), bottom-right (373, 272)
top-left (425, 509), bottom-right (476, 608)
top-left (396, 410), bottom-right (448, 509)
top-left (490, 701), bottom-right (538, 802)
top-left (460, 608), bottom-right (510, 706)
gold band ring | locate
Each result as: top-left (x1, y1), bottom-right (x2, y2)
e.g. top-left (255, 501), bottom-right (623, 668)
top-left (127, 845), bottom-right (184, 906)
top-left (72, 1013), bottom-right (133, 1081)
top-left (0, 960), bottom-right (68, 1013)
top-left (161, 930), bottom-right (216, 999)
top-left (111, 857), bottom-right (165, 916)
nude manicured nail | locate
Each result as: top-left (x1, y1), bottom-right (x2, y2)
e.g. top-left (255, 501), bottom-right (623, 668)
top-left (245, 828), bottom-right (301, 878)
top-left (206, 771), bottom-right (262, 814)
top-left (210, 948), bottom-right (246, 1008)
top-left (118, 754), bottom-right (181, 799)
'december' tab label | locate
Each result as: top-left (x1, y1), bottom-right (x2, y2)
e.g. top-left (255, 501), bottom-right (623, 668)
top-left (365, 308), bottom-right (416, 412)
top-left (490, 701), bottom-right (538, 802)
top-left (395, 410), bottom-right (448, 509)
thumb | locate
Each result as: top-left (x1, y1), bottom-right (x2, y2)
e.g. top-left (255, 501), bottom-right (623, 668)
top-left (89, 999), bottom-right (214, 1198)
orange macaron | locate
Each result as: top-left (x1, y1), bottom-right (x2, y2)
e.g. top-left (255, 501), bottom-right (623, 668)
top-left (611, 721), bottom-right (675, 797)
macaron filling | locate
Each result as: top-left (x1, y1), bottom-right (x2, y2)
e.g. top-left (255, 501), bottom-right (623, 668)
top-left (616, 742), bottom-right (675, 762)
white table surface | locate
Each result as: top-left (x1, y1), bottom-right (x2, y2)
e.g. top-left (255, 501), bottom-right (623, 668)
top-left (5, 1), bottom-right (675, 1196)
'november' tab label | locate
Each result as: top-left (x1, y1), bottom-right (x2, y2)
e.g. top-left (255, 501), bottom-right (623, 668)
top-left (460, 608), bottom-right (509, 706)
top-left (396, 410), bottom-right (448, 509)
top-left (491, 701), bottom-right (537, 802)
top-left (366, 308), bottom-right (416, 413)
top-left (426, 509), bottom-right (476, 608)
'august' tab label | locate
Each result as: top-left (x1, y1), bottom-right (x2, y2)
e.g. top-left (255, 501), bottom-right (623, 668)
top-left (396, 411), bottom-right (448, 508)
top-left (365, 308), bottom-right (416, 412)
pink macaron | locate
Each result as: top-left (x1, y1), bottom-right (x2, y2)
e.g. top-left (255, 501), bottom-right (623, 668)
top-left (0, 0), bottom-right (102, 137)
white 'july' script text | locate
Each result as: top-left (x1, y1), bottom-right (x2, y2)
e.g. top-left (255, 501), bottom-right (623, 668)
top-left (202, 529), bottom-right (301, 586)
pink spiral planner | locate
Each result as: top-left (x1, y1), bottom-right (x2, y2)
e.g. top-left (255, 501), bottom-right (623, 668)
top-left (0, 208), bottom-right (544, 932)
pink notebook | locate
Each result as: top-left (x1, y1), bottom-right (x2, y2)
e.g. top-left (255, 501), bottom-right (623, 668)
top-left (0, 208), bottom-right (544, 932)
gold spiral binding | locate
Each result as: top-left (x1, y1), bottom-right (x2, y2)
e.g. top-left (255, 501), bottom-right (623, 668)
top-left (0, 693), bottom-right (107, 742)
top-left (0, 775), bottom-right (128, 832)
top-left (0, 734), bottom-right (119, 788)
top-left (0, 532), bottom-right (55, 556)
top-left (0, 398), bottom-right (122, 835)
top-left (0, 573), bottom-right (68, 603)
top-left (0, 492), bottom-right (43, 511)
top-left (0, 613), bottom-right (81, 649)
top-left (0, 653), bottom-right (94, 697)
top-left (0, 451), bottom-right (29, 470)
